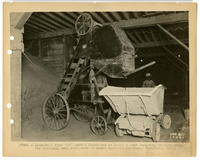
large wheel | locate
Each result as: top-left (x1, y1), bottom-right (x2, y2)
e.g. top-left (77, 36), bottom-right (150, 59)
top-left (161, 114), bottom-right (171, 129)
top-left (151, 122), bottom-right (160, 142)
top-left (75, 13), bottom-right (93, 36)
top-left (42, 93), bottom-right (70, 130)
top-left (115, 124), bottom-right (124, 137)
top-left (91, 116), bottom-right (108, 136)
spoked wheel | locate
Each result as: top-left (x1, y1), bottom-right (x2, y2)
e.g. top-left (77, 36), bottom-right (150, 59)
top-left (72, 104), bottom-right (94, 122)
top-left (151, 122), bottom-right (161, 142)
top-left (91, 116), bottom-right (108, 136)
top-left (115, 124), bottom-right (124, 137)
top-left (161, 114), bottom-right (171, 129)
top-left (75, 13), bottom-right (93, 36)
top-left (42, 93), bottom-right (70, 130)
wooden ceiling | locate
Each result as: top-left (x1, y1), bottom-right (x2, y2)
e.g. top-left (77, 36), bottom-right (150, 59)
top-left (24, 11), bottom-right (189, 69)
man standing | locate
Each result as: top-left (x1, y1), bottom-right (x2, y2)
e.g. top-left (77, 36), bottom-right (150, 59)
top-left (142, 73), bottom-right (155, 88)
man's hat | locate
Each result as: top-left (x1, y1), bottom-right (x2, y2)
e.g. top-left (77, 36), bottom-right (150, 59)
top-left (145, 73), bottom-right (151, 77)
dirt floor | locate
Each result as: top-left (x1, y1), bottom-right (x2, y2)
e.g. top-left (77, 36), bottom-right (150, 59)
top-left (21, 54), bottom-right (189, 142)
top-left (21, 104), bottom-right (189, 142)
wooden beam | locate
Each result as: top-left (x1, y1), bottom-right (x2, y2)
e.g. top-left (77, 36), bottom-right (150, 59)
top-left (126, 32), bottom-right (139, 43)
top-left (122, 12), bottom-right (129, 20)
top-left (10, 12), bottom-right (32, 29)
top-left (90, 12), bottom-right (105, 24)
top-left (111, 12), bottom-right (188, 29)
top-left (151, 30), bottom-right (158, 41)
top-left (58, 12), bottom-right (76, 24)
top-left (133, 32), bottom-right (144, 43)
top-left (25, 23), bottom-right (46, 32)
top-left (29, 16), bottom-right (58, 30)
top-left (133, 39), bottom-right (188, 48)
top-left (43, 13), bottom-right (73, 28)
top-left (163, 47), bottom-right (189, 70)
top-left (111, 12), bottom-right (122, 21)
top-left (142, 31), bottom-right (151, 42)
top-left (26, 20), bottom-right (53, 32)
top-left (157, 24), bottom-right (189, 51)
top-left (24, 28), bottom-right (75, 40)
top-left (100, 12), bottom-right (114, 22)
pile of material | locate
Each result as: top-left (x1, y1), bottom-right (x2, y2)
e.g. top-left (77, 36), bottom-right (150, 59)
top-left (22, 53), bottom-right (60, 135)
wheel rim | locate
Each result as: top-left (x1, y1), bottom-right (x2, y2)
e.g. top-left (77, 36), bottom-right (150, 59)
top-left (91, 116), bottom-right (107, 135)
top-left (162, 114), bottom-right (171, 129)
top-left (75, 13), bottom-right (93, 35)
top-left (42, 93), bottom-right (70, 130)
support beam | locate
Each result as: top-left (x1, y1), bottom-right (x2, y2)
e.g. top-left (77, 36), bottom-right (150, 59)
top-left (24, 28), bottom-right (75, 40)
top-left (142, 31), bottom-right (151, 42)
top-left (133, 39), bottom-right (188, 48)
top-left (43, 13), bottom-right (73, 28)
top-left (100, 12), bottom-right (114, 22)
top-left (11, 12), bottom-right (32, 29)
top-left (126, 32), bottom-right (139, 43)
top-left (111, 12), bottom-right (122, 21)
top-left (133, 32), bottom-right (144, 43)
top-left (111, 12), bottom-right (188, 29)
top-left (122, 12), bottom-right (129, 20)
top-left (58, 12), bottom-right (76, 24)
top-left (157, 24), bottom-right (189, 51)
top-left (163, 47), bottom-right (189, 70)
top-left (90, 12), bottom-right (105, 24)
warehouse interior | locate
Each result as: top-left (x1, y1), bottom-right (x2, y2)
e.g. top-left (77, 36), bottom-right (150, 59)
top-left (16, 11), bottom-right (189, 141)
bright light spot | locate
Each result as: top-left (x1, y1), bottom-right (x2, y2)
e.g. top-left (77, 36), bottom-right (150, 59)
top-left (7, 103), bottom-right (12, 109)
top-left (7, 49), bottom-right (12, 55)
top-left (178, 54), bottom-right (181, 58)
top-left (10, 36), bottom-right (14, 40)
top-left (82, 44), bottom-right (87, 49)
top-left (140, 59), bottom-right (143, 62)
top-left (10, 119), bottom-right (14, 124)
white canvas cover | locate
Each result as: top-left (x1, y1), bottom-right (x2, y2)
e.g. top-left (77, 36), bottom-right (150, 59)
top-left (99, 85), bottom-right (165, 115)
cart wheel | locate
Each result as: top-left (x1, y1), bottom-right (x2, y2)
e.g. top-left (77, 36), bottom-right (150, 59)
top-left (161, 114), bottom-right (171, 129)
top-left (75, 13), bottom-right (93, 35)
top-left (115, 124), bottom-right (124, 137)
top-left (91, 116), bottom-right (108, 136)
top-left (151, 123), bottom-right (160, 142)
top-left (42, 93), bottom-right (70, 130)
top-left (72, 104), bottom-right (92, 122)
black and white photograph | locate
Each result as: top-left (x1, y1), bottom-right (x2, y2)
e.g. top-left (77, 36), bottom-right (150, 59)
top-left (18, 11), bottom-right (189, 142)
top-left (3, 2), bottom-right (197, 156)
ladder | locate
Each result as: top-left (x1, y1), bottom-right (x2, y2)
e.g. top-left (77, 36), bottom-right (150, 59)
top-left (60, 57), bottom-right (86, 99)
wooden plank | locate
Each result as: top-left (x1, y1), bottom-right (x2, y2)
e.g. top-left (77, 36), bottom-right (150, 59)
top-left (122, 12), bottom-right (129, 20)
top-left (30, 16), bottom-right (59, 30)
top-left (57, 12), bottom-right (76, 25)
top-left (100, 12), bottom-right (114, 22)
top-left (111, 12), bottom-right (188, 29)
top-left (24, 28), bottom-right (75, 40)
top-left (157, 24), bottom-right (189, 51)
top-left (163, 46), bottom-right (189, 70)
top-left (111, 12), bottom-right (122, 21)
top-left (26, 20), bottom-right (53, 32)
top-left (90, 12), bottom-right (105, 24)
top-left (25, 23), bottom-right (46, 32)
top-left (126, 32), bottom-right (139, 43)
top-left (133, 32), bottom-right (144, 43)
top-left (151, 30), bottom-right (158, 41)
top-left (43, 13), bottom-right (73, 28)
top-left (134, 39), bottom-right (188, 48)
top-left (142, 31), bottom-right (151, 42)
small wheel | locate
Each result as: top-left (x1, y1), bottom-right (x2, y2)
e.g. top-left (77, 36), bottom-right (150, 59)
top-left (151, 123), bottom-right (160, 142)
top-left (42, 93), bottom-right (70, 130)
top-left (91, 116), bottom-right (108, 135)
top-left (161, 114), bottom-right (171, 129)
top-left (115, 124), bottom-right (124, 137)
top-left (75, 13), bottom-right (93, 36)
